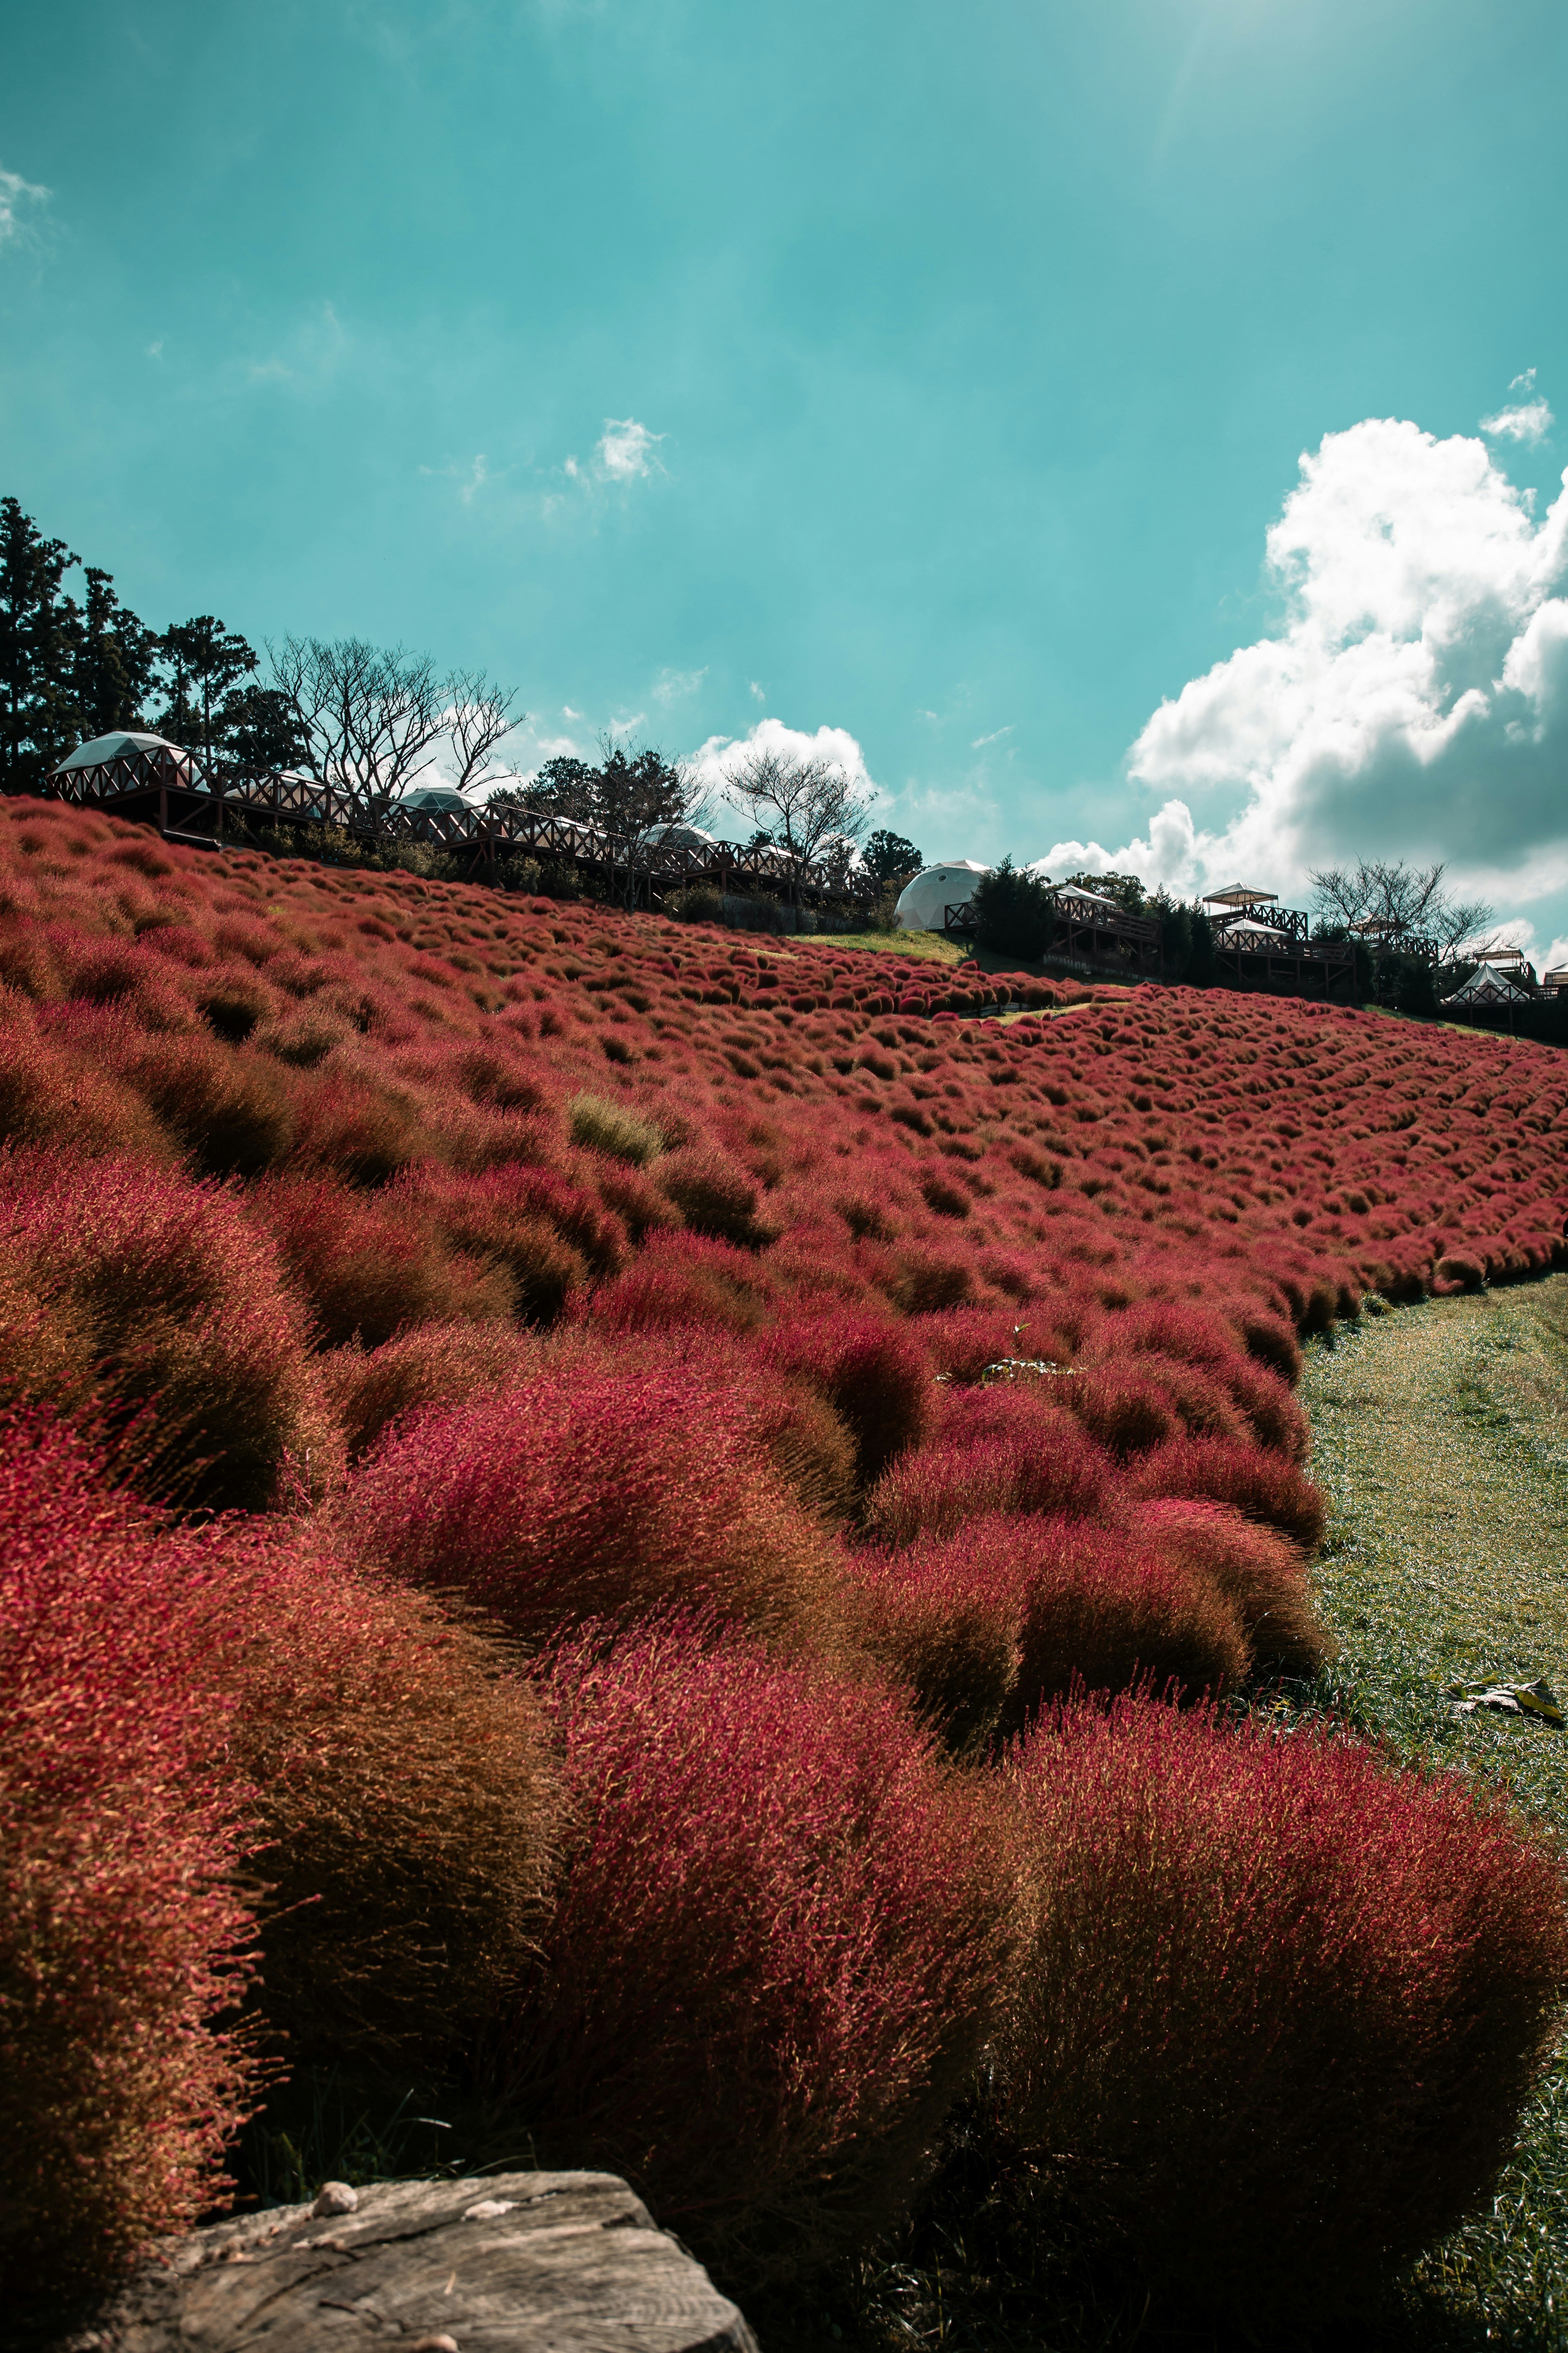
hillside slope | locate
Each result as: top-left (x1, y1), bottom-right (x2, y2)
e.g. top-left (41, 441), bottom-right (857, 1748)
top-left (6, 791), bottom-right (1568, 2335)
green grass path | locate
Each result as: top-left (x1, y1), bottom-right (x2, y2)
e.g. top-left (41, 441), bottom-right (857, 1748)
top-left (1301, 1282), bottom-right (1568, 2349)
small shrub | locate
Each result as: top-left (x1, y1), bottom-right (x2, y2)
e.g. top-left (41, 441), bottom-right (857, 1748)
top-left (1062, 1368), bottom-right (1178, 1459)
top-left (248, 1172), bottom-right (511, 1347)
top-left (657, 1143), bottom-right (772, 1246)
top-left (997, 1693), bottom-right (1568, 2320)
top-left (585, 1228), bottom-right (771, 1337)
top-left (322, 1319), bottom-right (544, 1459)
top-left (193, 1523), bottom-right (559, 2062)
top-left (0, 1152), bottom-right (338, 1510)
top-left (1136, 1495), bottom-right (1332, 1677)
top-left (483, 1619), bottom-right (1013, 2285)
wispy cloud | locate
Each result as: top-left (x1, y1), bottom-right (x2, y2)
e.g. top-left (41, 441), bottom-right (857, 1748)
top-left (418, 451), bottom-right (508, 506)
top-left (563, 416), bottom-right (666, 486)
top-left (748, 680), bottom-right (766, 703)
top-left (971, 724), bottom-right (1013, 748)
top-left (653, 665), bottom-right (707, 704)
top-left (1482, 393), bottom-right (1554, 446)
top-left (0, 164), bottom-right (49, 252)
top-left (242, 301), bottom-right (348, 390)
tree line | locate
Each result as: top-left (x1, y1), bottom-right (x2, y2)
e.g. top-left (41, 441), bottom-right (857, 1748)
top-left (0, 495), bottom-right (930, 906)
top-left (965, 850), bottom-right (1496, 1004)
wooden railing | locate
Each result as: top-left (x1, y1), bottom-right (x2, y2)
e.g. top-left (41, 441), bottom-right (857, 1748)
top-left (42, 744), bottom-right (873, 907)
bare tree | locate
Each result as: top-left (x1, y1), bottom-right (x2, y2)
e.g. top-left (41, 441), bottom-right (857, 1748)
top-left (267, 637), bottom-right (448, 810)
top-left (1308, 858), bottom-right (1494, 959)
top-left (445, 669), bottom-right (524, 793)
top-left (723, 745), bottom-right (870, 903)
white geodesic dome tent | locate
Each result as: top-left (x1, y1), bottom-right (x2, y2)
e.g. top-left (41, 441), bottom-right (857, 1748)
top-left (895, 860), bottom-right (992, 932)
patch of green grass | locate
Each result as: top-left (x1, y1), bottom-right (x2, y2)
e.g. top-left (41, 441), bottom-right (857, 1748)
top-left (828, 929), bottom-right (969, 964)
top-left (1290, 1281), bottom-right (1568, 2349)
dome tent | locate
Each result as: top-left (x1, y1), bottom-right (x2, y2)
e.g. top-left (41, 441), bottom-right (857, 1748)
top-left (399, 782), bottom-right (475, 814)
top-left (895, 860), bottom-right (992, 933)
top-left (52, 732), bottom-right (189, 773)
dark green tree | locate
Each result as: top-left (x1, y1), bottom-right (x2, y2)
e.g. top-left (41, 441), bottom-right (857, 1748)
top-left (862, 828), bottom-right (924, 885)
top-left (969, 855), bottom-right (1056, 963)
top-left (1065, 868), bottom-right (1147, 915)
top-left (216, 684), bottom-right (312, 772)
top-left (155, 617), bottom-right (258, 761)
top-left (69, 568), bottom-right (159, 743)
top-left (490, 754), bottom-right (596, 823)
top-left (0, 497), bottom-right (81, 788)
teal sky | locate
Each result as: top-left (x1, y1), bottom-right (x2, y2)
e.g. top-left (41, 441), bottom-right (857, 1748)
top-left (4, 0), bottom-right (1567, 947)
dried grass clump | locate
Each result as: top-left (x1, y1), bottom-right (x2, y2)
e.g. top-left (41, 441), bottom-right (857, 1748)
top-left (569, 1089), bottom-right (664, 1165)
top-left (486, 1619), bottom-right (1013, 2286)
top-left (997, 1692), bottom-right (1568, 2321)
top-left (0, 1412), bottom-right (254, 2310)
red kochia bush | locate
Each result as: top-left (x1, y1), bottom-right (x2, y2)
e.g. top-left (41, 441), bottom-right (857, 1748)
top-left (0, 1150), bottom-right (339, 1508)
top-left (869, 1383), bottom-right (1109, 1543)
top-left (334, 1366), bottom-right (844, 1653)
top-left (186, 1523), bottom-right (559, 2062)
top-left (852, 1512), bottom-right (1248, 1753)
top-left (998, 1694), bottom-right (1568, 2320)
top-left (1129, 1435), bottom-right (1327, 1552)
top-left (486, 1619), bottom-right (1012, 2284)
top-left (0, 1412), bottom-right (254, 2305)
top-left (764, 1309), bottom-right (933, 1487)
top-left (1135, 1495), bottom-right (1332, 1677)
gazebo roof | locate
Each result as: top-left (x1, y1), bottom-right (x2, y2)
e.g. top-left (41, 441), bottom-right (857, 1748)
top-left (1441, 965), bottom-right (1533, 1006)
top-left (51, 731), bottom-right (185, 773)
top-left (1202, 883), bottom-right (1277, 908)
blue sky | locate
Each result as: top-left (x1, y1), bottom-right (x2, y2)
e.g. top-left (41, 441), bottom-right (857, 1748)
top-left (3, 0), bottom-right (1567, 949)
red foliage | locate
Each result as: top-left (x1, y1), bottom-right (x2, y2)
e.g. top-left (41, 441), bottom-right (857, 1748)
top-left (1128, 1436), bottom-right (1327, 1551)
top-left (333, 1364), bottom-right (844, 1652)
top-left (763, 1308), bottom-right (933, 1487)
top-left (0, 1149), bottom-right (336, 1508)
top-left (484, 1618), bottom-right (1012, 2283)
top-left (0, 1411), bottom-right (255, 2303)
top-left (999, 1692), bottom-right (1568, 2318)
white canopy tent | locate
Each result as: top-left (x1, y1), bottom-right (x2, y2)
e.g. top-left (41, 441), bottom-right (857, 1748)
top-left (895, 860), bottom-right (991, 932)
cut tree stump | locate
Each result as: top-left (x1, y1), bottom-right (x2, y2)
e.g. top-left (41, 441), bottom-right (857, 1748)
top-left (54, 2171), bottom-right (760, 2352)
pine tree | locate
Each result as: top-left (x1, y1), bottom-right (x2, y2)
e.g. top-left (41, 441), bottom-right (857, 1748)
top-left (0, 497), bottom-right (80, 789)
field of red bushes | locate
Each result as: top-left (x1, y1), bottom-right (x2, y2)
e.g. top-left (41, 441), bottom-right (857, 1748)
top-left (4, 791), bottom-right (1568, 2331)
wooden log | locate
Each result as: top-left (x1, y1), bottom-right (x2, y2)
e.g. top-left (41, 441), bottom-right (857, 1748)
top-left (51, 2172), bottom-right (759, 2353)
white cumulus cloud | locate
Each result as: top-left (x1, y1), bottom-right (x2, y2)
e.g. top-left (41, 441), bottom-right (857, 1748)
top-left (1123, 413), bottom-right (1568, 909)
top-left (595, 417), bottom-right (663, 480)
top-left (688, 716), bottom-right (882, 823)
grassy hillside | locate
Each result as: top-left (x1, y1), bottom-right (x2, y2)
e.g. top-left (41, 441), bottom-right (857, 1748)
top-left (4, 792), bottom-right (1568, 2344)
